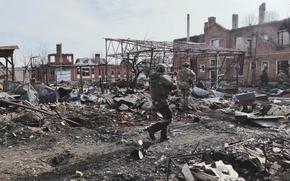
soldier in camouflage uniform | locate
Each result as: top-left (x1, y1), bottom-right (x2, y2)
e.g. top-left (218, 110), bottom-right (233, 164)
top-left (178, 62), bottom-right (196, 110)
top-left (145, 63), bottom-right (176, 142)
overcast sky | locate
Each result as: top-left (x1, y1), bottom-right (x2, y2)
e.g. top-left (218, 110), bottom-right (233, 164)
top-left (0, 0), bottom-right (289, 66)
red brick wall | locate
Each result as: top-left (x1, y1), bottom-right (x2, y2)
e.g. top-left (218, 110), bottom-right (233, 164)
top-left (93, 64), bottom-right (129, 81)
top-left (174, 18), bottom-right (290, 82)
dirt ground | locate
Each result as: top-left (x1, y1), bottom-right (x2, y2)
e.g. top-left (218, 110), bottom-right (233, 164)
top-left (0, 107), bottom-right (290, 181)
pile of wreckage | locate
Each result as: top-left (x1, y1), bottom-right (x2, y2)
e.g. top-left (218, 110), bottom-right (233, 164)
top-left (1, 80), bottom-right (290, 180)
top-left (163, 137), bottom-right (290, 181)
top-left (1, 80), bottom-right (290, 136)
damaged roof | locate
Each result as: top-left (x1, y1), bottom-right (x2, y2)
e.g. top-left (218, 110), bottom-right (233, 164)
top-left (0, 45), bottom-right (19, 50)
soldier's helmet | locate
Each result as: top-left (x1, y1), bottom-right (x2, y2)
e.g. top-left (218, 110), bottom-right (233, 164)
top-left (182, 62), bottom-right (190, 67)
top-left (156, 63), bottom-right (166, 73)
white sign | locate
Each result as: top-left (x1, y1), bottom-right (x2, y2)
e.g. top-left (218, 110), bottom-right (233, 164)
top-left (56, 71), bottom-right (71, 81)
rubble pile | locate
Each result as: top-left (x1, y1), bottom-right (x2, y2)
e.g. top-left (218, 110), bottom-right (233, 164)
top-left (0, 113), bottom-right (43, 146)
top-left (0, 81), bottom-right (290, 180)
top-left (165, 138), bottom-right (290, 181)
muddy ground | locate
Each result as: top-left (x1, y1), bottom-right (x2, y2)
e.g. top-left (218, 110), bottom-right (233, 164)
top-left (0, 105), bottom-right (290, 181)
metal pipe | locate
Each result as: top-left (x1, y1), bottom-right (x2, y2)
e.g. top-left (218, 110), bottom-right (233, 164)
top-left (0, 99), bottom-right (81, 126)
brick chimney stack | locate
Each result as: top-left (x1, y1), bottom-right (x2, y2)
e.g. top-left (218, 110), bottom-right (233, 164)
top-left (259, 3), bottom-right (266, 24)
top-left (56, 43), bottom-right (62, 56)
top-left (232, 14), bottom-right (239, 29)
top-left (95, 54), bottom-right (100, 64)
top-left (204, 22), bottom-right (209, 32)
top-left (208, 16), bottom-right (216, 25)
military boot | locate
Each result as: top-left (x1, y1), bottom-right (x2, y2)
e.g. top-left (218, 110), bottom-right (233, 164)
top-left (144, 124), bottom-right (159, 141)
top-left (159, 127), bottom-right (169, 142)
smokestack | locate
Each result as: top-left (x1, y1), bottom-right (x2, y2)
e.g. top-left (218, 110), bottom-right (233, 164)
top-left (232, 14), bottom-right (239, 29)
top-left (95, 54), bottom-right (100, 64)
top-left (259, 3), bottom-right (266, 24)
top-left (187, 14), bottom-right (190, 42)
top-left (56, 43), bottom-right (62, 56)
top-left (208, 16), bottom-right (216, 25)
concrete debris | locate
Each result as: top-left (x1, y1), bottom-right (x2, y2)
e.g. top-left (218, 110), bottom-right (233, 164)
top-left (235, 111), bottom-right (284, 128)
top-left (233, 92), bottom-right (256, 104)
top-left (191, 160), bottom-right (244, 181)
top-left (1, 80), bottom-right (290, 180)
top-left (181, 163), bottom-right (195, 181)
top-left (14, 84), bottom-right (39, 105)
top-left (33, 84), bottom-right (59, 104)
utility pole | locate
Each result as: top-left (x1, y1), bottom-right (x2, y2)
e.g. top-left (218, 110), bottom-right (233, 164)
top-left (80, 66), bottom-right (83, 92)
top-left (251, 32), bottom-right (258, 85)
top-left (216, 53), bottom-right (220, 88)
top-left (186, 13), bottom-right (191, 64)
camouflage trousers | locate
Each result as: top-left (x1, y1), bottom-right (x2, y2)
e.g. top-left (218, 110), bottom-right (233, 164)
top-left (147, 100), bottom-right (172, 140)
top-left (180, 88), bottom-right (191, 110)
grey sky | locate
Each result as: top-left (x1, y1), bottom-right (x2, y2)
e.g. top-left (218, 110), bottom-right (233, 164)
top-left (0, 0), bottom-right (289, 66)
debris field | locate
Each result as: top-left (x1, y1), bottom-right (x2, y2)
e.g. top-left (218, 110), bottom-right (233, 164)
top-left (0, 81), bottom-right (290, 181)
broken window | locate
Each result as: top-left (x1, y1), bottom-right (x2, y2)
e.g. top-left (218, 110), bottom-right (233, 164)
top-left (278, 30), bottom-right (290, 45)
top-left (277, 60), bottom-right (289, 74)
top-left (50, 56), bottom-right (55, 63)
top-left (67, 56), bottom-right (72, 63)
top-left (210, 59), bottom-right (217, 66)
top-left (263, 34), bottom-right (269, 41)
top-left (236, 37), bottom-right (250, 52)
top-left (82, 68), bottom-right (90, 76)
top-left (209, 70), bottom-right (217, 81)
top-left (210, 39), bottom-right (220, 47)
top-left (200, 64), bottom-right (205, 72)
top-left (261, 61), bottom-right (269, 71)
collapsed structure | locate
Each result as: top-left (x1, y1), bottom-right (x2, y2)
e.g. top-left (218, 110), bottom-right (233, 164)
top-left (0, 45), bottom-right (18, 82)
top-left (1, 2), bottom-right (290, 181)
top-left (105, 38), bottom-right (244, 88)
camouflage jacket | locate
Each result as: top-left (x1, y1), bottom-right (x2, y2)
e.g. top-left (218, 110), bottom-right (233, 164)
top-left (149, 72), bottom-right (173, 102)
top-left (178, 67), bottom-right (196, 89)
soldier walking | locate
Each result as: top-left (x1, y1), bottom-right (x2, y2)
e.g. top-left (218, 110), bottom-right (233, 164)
top-left (145, 63), bottom-right (176, 142)
top-left (178, 62), bottom-right (196, 110)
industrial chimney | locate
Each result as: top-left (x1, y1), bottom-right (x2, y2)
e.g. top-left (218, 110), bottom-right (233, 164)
top-left (56, 43), bottom-right (62, 56)
top-left (187, 14), bottom-right (190, 42)
top-left (259, 3), bottom-right (266, 24)
top-left (95, 54), bottom-right (100, 64)
top-left (232, 14), bottom-right (239, 29)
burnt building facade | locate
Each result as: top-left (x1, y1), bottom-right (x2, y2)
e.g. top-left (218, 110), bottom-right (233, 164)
top-left (47, 44), bottom-right (75, 82)
top-left (75, 56), bottom-right (129, 82)
top-left (174, 3), bottom-right (290, 83)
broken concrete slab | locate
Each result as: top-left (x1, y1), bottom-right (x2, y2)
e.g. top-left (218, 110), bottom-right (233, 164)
top-left (191, 160), bottom-right (245, 181)
top-left (14, 84), bottom-right (39, 105)
top-left (233, 92), bottom-right (255, 104)
top-left (181, 163), bottom-right (195, 181)
top-left (235, 111), bottom-right (284, 127)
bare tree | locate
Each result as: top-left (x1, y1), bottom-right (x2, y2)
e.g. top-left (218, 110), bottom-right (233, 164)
top-left (243, 11), bottom-right (279, 26)
top-left (243, 13), bottom-right (258, 26)
top-left (37, 44), bottom-right (48, 66)
top-left (265, 11), bottom-right (279, 22)
top-left (121, 53), bottom-right (145, 89)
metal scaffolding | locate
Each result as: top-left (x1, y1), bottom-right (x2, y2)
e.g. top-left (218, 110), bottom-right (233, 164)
top-left (0, 45), bottom-right (19, 81)
top-left (105, 38), bottom-right (245, 87)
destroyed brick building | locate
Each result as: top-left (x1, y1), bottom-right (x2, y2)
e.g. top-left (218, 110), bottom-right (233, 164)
top-left (75, 56), bottom-right (129, 82)
top-left (47, 43), bottom-right (75, 82)
top-left (29, 44), bottom-right (130, 83)
top-left (2, 1), bottom-right (290, 180)
top-left (174, 3), bottom-right (290, 84)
